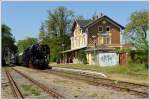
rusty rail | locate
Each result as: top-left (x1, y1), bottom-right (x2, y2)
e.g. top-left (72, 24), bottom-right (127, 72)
top-left (45, 69), bottom-right (149, 98)
top-left (12, 68), bottom-right (64, 99)
top-left (5, 68), bottom-right (24, 99)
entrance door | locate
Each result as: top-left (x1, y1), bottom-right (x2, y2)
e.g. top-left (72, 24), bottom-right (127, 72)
top-left (119, 53), bottom-right (128, 64)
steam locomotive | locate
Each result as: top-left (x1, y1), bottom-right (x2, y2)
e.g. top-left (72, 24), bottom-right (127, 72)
top-left (12, 43), bottom-right (51, 69)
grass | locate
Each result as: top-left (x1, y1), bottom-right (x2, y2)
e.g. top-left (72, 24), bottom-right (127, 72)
top-left (89, 93), bottom-right (98, 97)
top-left (51, 63), bottom-right (148, 75)
top-left (21, 84), bottom-right (40, 96)
top-left (100, 94), bottom-right (110, 99)
top-left (51, 63), bottom-right (148, 83)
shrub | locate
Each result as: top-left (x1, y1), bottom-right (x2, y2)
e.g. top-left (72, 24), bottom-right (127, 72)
top-left (77, 49), bottom-right (87, 64)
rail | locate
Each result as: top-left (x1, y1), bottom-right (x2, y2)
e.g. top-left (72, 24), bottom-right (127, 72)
top-left (45, 69), bottom-right (149, 98)
top-left (5, 68), bottom-right (24, 99)
top-left (12, 68), bottom-right (65, 99)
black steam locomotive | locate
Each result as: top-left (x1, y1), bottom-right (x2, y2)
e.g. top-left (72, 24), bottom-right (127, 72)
top-left (13, 43), bottom-right (50, 69)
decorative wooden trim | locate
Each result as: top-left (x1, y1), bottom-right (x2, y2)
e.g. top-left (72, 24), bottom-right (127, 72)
top-left (84, 15), bottom-right (124, 29)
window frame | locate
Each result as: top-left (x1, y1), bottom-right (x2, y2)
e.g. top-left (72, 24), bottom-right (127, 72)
top-left (98, 26), bottom-right (103, 32)
top-left (103, 36), bottom-right (110, 44)
top-left (106, 26), bottom-right (110, 32)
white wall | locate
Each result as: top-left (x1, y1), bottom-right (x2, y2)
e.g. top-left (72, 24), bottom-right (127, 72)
top-left (95, 52), bottom-right (119, 66)
top-left (71, 33), bottom-right (88, 49)
top-left (73, 58), bottom-right (83, 64)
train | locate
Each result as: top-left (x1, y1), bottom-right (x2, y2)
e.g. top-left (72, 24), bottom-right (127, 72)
top-left (12, 43), bottom-right (51, 69)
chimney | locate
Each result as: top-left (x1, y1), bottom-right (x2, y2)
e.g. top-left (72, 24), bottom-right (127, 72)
top-left (96, 15), bottom-right (99, 19)
top-left (96, 13), bottom-right (103, 19)
top-left (92, 12), bottom-right (103, 20)
top-left (101, 13), bottom-right (103, 16)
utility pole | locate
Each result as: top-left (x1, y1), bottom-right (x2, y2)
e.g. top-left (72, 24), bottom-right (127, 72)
top-left (62, 43), bottom-right (65, 63)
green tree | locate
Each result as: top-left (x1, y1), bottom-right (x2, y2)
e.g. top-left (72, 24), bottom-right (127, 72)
top-left (46, 6), bottom-right (74, 38)
top-left (39, 22), bottom-right (46, 41)
top-left (76, 15), bottom-right (85, 20)
top-left (124, 10), bottom-right (148, 49)
top-left (17, 37), bottom-right (37, 53)
top-left (124, 10), bottom-right (148, 65)
top-left (78, 49), bottom-right (87, 64)
top-left (2, 24), bottom-right (17, 65)
top-left (40, 6), bottom-right (74, 62)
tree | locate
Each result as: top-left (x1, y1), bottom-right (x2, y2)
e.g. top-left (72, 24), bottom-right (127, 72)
top-left (124, 10), bottom-right (148, 49)
top-left (78, 49), bottom-right (87, 64)
top-left (39, 6), bottom-right (74, 62)
top-left (124, 10), bottom-right (148, 65)
top-left (76, 15), bottom-right (85, 20)
top-left (17, 37), bottom-right (37, 53)
top-left (2, 24), bottom-right (17, 65)
top-left (39, 22), bottom-right (46, 41)
top-left (46, 6), bottom-right (74, 38)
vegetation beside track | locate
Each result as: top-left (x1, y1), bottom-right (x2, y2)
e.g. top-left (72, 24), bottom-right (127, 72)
top-left (50, 63), bottom-right (148, 84)
top-left (21, 84), bottom-right (40, 96)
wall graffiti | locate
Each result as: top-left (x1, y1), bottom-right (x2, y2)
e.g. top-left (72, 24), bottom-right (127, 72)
top-left (101, 55), bottom-right (113, 64)
top-left (96, 53), bottom-right (119, 66)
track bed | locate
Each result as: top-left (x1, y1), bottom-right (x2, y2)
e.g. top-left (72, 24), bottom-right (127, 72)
top-left (8, 66), bottom-right (148, 99)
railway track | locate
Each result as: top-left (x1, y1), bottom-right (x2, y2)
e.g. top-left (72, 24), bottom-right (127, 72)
top-left (11, 68), bottom-right (65, 99)
top-left (5, 68), bottom-right (24, 99)
top-left (43, 69), bottom-right (148, 98)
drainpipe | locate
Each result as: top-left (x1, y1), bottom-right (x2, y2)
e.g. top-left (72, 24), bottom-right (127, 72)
top-left (92, 35), bottom-right (96, 65)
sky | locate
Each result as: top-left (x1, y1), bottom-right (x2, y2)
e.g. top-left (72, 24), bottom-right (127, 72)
top-left (2, 1), bottom-right (148, 42)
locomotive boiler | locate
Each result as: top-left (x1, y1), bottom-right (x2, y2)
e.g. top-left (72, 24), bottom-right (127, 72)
top-left (14, 43), bottom-right (50, 69)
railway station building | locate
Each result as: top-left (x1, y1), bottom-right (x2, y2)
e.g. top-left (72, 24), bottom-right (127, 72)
top-left (60, 14), bottom-right (131, 66)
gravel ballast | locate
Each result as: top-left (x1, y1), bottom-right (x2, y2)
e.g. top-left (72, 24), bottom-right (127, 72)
top-left (13, 66), bottom-right (142, 99)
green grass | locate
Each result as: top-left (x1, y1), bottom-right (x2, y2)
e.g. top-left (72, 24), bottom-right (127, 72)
top-left (51, 63), bottom-right (148, 81)
top-left (89, 93), bottom-right (98, 97)
top-left (21, 84), bottom-right (40, 96)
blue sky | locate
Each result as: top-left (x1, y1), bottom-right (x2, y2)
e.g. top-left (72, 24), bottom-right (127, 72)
top-left (2, 1), bottom-right (148, 42)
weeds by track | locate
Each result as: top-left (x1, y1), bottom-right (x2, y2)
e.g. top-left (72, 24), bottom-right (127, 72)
top-left (43, 69), bottom-right (148, 98)
top-left (5, 68), bottom-right (24, 99)
top-left (11, 68), bottom-right (65, 99)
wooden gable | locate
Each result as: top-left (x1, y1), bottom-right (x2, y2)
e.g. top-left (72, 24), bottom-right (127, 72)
top-left (86, 16), bottom-right (124, 46)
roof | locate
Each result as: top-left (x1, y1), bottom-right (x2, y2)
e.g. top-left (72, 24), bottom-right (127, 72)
top-left (85, 47), bottom-right (115, 52)
top-left (72, 15), bottom-right (124, 30)
top-left (103, 15), bottom-right (125, 29)
top-left (60, 47), bottom-right (86, 53)
top-left (71, 20), bottom-right (91, 32)
top-left (71, 15), bottom-right (124, 36)
top-left (122, 43), bottom-right (133, 48)
top-left (84, 15), bottom-right (124, 29)
top-left (76, 20), bottom-right (91, 28)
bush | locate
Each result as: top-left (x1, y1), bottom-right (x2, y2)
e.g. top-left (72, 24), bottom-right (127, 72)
top-left (129, 50), bottom-right (148, 67)
top-left (77, 49), bottom-right (87, 64)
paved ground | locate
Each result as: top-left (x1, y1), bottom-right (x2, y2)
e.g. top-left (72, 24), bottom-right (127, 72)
top-left (53, 67), bottom-right (107, 77)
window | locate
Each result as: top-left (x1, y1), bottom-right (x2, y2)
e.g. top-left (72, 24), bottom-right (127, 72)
top-left (103, 37), bottom-right (110, 44)
top-left (98, 26), bottom-right (103, 32)
top-left (106, 26), bottom-right (110, 32)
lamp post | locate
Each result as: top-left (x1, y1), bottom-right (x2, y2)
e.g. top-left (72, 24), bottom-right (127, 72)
top-left (92, 35), bottom-right (96, 64)
top-left (62, 43), bottom-right (65, 63)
